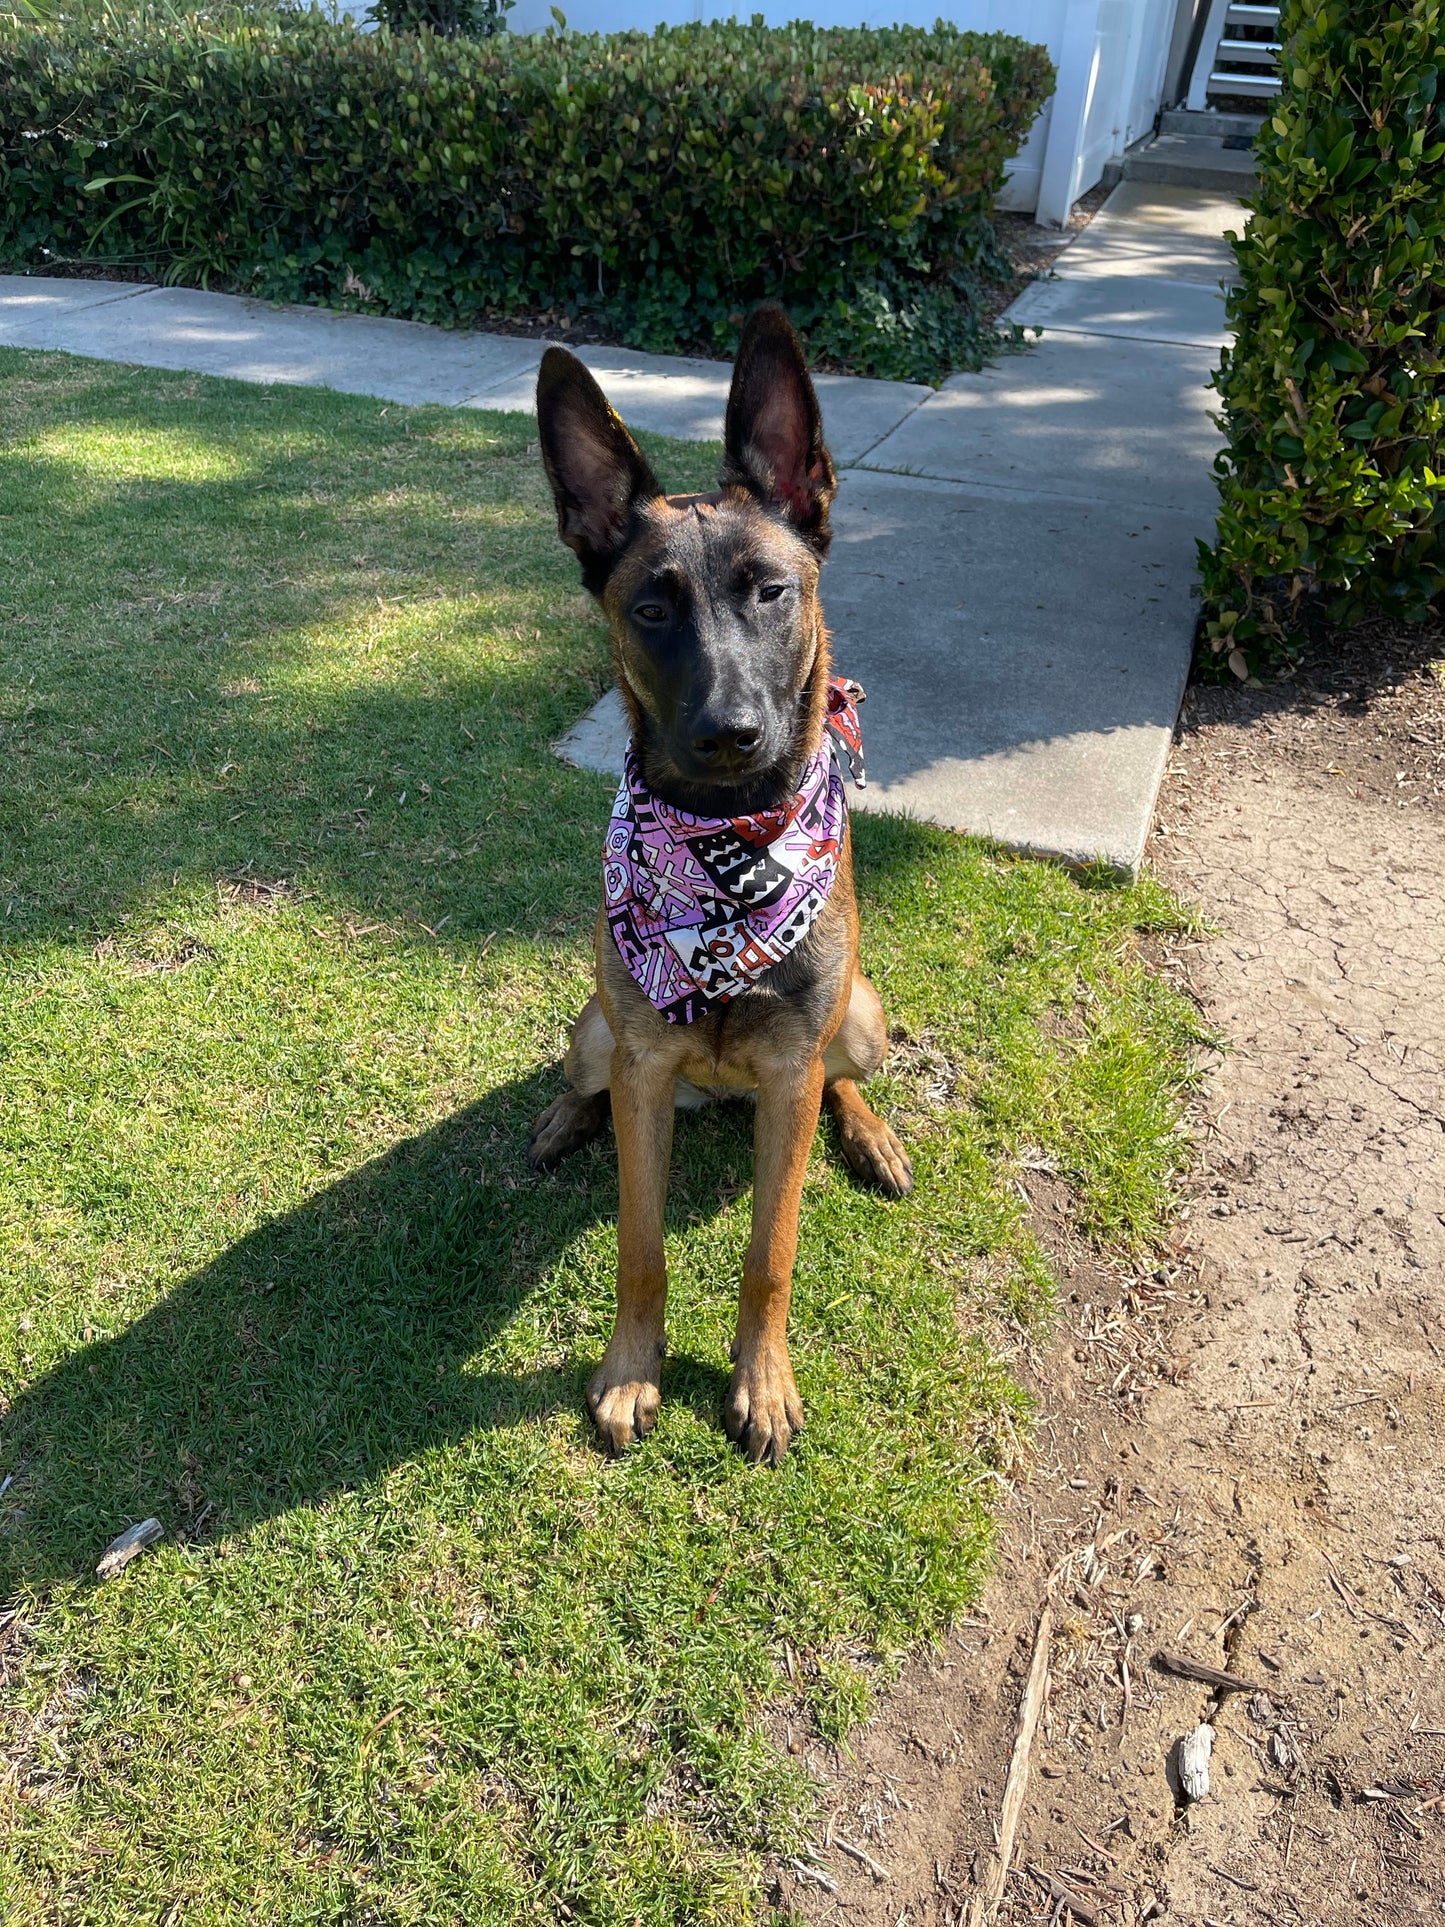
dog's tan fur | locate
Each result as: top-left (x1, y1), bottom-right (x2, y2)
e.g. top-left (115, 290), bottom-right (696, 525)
top-left (529, 307), bottom-right (911, 1465)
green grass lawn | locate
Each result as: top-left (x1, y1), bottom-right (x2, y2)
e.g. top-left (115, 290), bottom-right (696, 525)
top-left (0, 349), bottom-right (1204, 1925)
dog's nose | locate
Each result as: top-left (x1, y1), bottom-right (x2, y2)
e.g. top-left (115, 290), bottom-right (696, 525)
top-left (692, 717), bottom-right (763, 766)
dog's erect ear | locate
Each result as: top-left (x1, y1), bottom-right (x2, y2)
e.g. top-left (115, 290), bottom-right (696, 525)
top-left (536, 347), bottom-right (662, 593)
top-left (722, 304), bottom-right (836, 557)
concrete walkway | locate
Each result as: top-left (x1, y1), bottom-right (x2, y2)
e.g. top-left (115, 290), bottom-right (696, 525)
top-left (0, 185), bottom-right (1239, 870)
top-left (0, 277), bottom-right (929, 466)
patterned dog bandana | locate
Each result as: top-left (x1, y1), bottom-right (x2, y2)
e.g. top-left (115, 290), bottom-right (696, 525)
top-left (604, 677), bottom-right (867, 1025)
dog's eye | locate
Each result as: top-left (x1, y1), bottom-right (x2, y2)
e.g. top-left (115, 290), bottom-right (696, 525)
top-left (633, 602), bottom-right (666, 624)
top-left (758, 583), bottom-right (788, 604)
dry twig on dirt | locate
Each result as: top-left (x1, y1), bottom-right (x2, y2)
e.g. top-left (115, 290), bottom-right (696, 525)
top-left (968, 1603), bottom-right (1053, 1924)
top-left (1026, 1863), bottom-right (1100, 1925)
top-left (1152, 1649), bottom-right (1260, 1695)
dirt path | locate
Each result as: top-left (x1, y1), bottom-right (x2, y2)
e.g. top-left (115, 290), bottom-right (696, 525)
top-left (781, 638), bottom-right (1445, 1926)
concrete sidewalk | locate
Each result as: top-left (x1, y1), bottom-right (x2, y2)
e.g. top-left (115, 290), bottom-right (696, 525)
top-left (0, 277), bottom-right (930, 467)
top-left (0, 186), bottom-right (1238, 870)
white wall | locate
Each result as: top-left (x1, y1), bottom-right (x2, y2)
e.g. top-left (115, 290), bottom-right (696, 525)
top-left (1034, 0), bottom-right (1177, 221)
top-left (334, 0), bottom-right (1176, 206)
top-left (1081, 0), bottom-right (1173, 181)
top-left (508, 0), bottom-right (1061, 33)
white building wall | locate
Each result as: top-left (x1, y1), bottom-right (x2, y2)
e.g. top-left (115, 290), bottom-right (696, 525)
top-left (339, 0), bottom-right (1177, 198)
top-left (1027, 0), bottom-right (1178, 221)
top-left (1070, 0), bottom-right (1174, 201)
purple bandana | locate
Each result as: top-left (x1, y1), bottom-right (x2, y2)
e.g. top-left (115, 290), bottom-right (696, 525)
top-left (604, 678), bottom-right (866, 1025)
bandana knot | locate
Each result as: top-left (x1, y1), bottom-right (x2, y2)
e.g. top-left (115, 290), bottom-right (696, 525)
top-left (603, 676), bottom-right (866, 1024)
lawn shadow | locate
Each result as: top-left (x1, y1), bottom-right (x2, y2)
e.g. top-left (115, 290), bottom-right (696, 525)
top-left (0, 362), bottom-right (716, 946)
top-left (0, 1064), bottom-right (745, 1597)
top-left (1, 360), bottom-right (1034, 958)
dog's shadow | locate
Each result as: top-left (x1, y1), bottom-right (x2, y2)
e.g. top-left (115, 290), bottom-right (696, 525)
top-left (1, 1067), bottom-right (743, 1594)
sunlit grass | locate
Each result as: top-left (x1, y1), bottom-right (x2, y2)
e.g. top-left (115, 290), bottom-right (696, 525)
top-left (0, 349), bottom-right (1205, 1925)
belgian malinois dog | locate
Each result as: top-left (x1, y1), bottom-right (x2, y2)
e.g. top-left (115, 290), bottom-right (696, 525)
top-left (528, 304), bottom-right (912, 1466)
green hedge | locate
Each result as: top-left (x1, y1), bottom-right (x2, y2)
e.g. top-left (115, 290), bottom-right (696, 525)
top-left (0, 10), bottom-right (1053, 379)
top-left (1200, 0), bottom-right (1445, 673)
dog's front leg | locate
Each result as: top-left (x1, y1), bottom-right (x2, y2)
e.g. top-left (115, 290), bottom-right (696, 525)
top-left (725, 1053), bottom-right (824, 1466)
top-left (588, 1043), bottom-right (675, 1453)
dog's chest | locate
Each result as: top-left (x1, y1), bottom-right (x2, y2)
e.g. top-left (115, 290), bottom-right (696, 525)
top-left (673, 1076), bottom-right (755, 1111)
top-left (671, 1037), bottom-right (762, 1098)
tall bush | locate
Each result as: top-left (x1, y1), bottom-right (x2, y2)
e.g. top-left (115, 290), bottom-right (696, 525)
top-left (369, 0), bottom-right (512, 41)
top-left (0, 11), bottom-right (1053, 379)
top-left (1200, 0), bottom-right (1445, 673)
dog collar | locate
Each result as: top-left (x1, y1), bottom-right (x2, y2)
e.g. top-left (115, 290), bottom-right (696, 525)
top-left (603, 678), bottom-right (866, 1025)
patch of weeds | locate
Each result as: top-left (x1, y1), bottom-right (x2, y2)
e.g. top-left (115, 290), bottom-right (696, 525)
top-left (811, 1657), bottom-right (873, 1747)
top-left (801, 273), bottom-right (1030, 387)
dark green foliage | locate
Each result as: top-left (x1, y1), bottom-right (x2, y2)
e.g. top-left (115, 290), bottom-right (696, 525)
top-left (1200, 0), bottom-right (1445, 673)
top-left (805, 222), bottom-right (1033, 385)
top-left (0, 9), bottom-right (1053, 381)
top-left (369, 0), bottom-right (512, 41)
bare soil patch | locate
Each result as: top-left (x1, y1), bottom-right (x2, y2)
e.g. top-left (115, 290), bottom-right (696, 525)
top-left (780, 623), bottom-right (1445, 1926)
top-left (1196, 619), bottom-right (1445, 815)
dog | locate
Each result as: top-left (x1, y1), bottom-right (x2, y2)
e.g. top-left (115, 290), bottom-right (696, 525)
top-left (527, 304), bottom-right (912, 1466)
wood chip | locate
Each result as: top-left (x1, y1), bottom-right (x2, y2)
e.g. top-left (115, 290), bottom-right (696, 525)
top-left (1177, 1723), bottom-right (1214, 1800)
top-left (1153, 1649), bottom-right (1259, 1695)
top-left (1210, 1865), bottom-right (1259, 1892)
top-left (785, 1857), bottom-right (837, 1894)
top-left (1327, 1568), bottom-right (1363, 1620)
top-left (96, 1517), bottom-right (164, 1580)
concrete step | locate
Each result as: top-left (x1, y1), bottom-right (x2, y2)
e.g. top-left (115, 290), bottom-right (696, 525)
top-left (1159, 107), bottom-right (1265, 139)
top-left (1204, 68), bottom-right (1281, 96)
top-left (1121, 132), bottom-right (1257, 194)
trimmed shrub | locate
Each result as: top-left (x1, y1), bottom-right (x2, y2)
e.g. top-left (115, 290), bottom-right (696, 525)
top-left (370, 0), bottom-right (512, 41)
top-left (0, 10), bottom-right (1053, 381)
top-left (1200, 0), bottom-right (1445, 674)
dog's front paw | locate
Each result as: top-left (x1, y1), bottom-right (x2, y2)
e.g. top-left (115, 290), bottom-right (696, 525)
top-left (724, 1345), bottom-right (803, 1467)
top-left (587, 1338), bottom-right (663, 1455)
